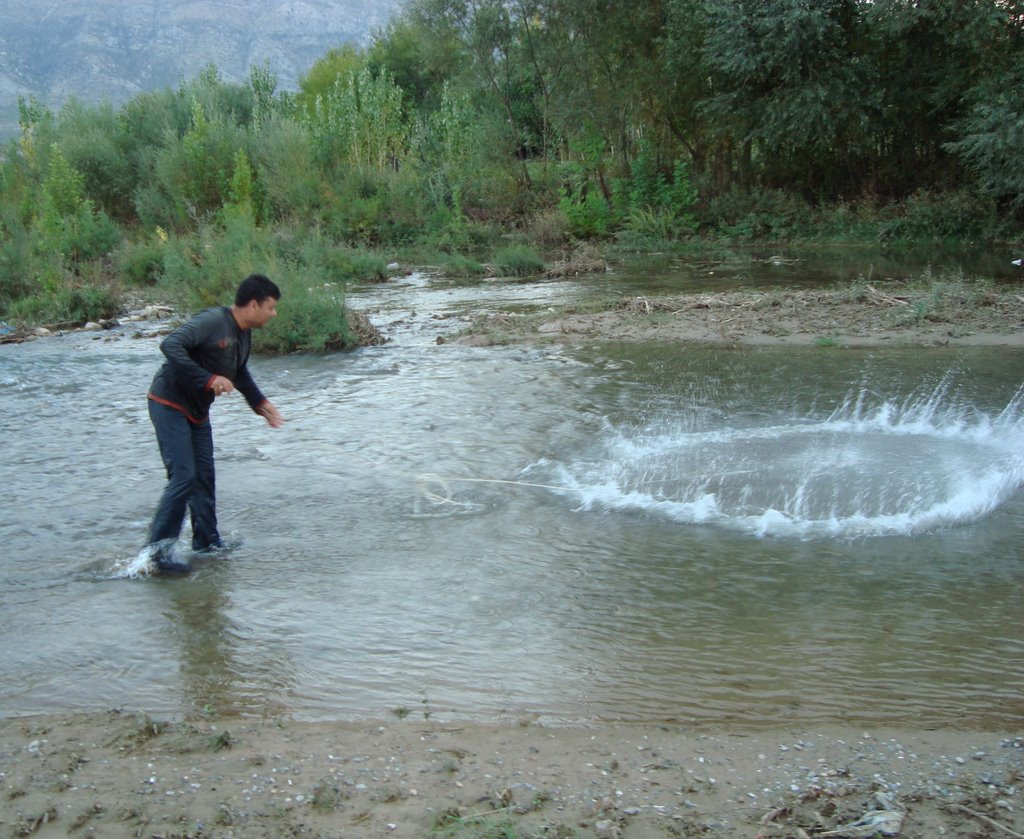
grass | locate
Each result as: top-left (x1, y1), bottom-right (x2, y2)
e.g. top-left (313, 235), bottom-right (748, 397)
top-left (430, 813), bottom-right (579, 839)
top-left (310, 780), bottom-right (349, 813)
top-left (427, 783), bottom-right (564, 839)
top-left (493, 245), bottom-right (546, 277)
top-left (208, 729), bottom-right (233, 751)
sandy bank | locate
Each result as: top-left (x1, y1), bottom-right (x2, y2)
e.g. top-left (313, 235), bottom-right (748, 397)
top-left (450, 284), bottom-right (1024, 348)
top-left (1, 712), bottom-right (1021, 838)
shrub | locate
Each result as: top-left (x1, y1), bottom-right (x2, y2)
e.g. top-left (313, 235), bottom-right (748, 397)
top-left (700, 186), bottom-right (812, 240)
top-left (254, 269), bottom-right (354, 353)
top-left (493, 245), bottom-right (545, 276)
top-left (559, 185), bottom-right (617, 239)
top-left (299, 237), bottom-right (387, 282)
top-left (440, 253), bottom-right (487, 277)
top-left (877, 188), bottom-right (1001, 243)
top-left (0, 208), bottom-right (41, 306)
top-left (160, 214), bottom-right (274, 308)
top-left (524, 206), bottom-right (571, 248)
top-left (250, 117), bottom-right (322, 222)
top-left (116, 236), bottom-right (167, 286)
top-left (6, 281), bottom-right (118, 325)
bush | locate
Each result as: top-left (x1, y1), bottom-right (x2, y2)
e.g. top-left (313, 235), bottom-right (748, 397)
top-left (254, 269), bottom-right (355, 353)
top-left (440, 253), bottom-right (487, 277)
top-left (877, 188), bottom-right (1002, 243)
top-left (523, 206), bottom-right (571, 248)
top-left (152, 217), bottom-right (369, 353)
top-left (299, 237), bottom-right (387, 282)
top-left (493, 245), bottom-right (545, 276)
top-left (700, 186), bottom-right (813, 240)
top-left (116, 237), bottom-right (167, 286)
top-left (160, 214), bottom-right (275, 308)
top-left (6, 281), bottom-right (119, 325)
top-left (0, 208), bottom-right (41, 306)
top-left (251, 117), bottom-right (322, 222)
top-left (57, 205), bottom-right (122, 265)
top-left (559, 186), bottom-right (618, 239)
top-left (319, 168), bottom-right (390, 245)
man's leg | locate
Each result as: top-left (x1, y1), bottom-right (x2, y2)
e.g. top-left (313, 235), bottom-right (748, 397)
top-left (148, 401), bottom-right (199, 548)
top-left (188, 419), bottom-right (221, 551)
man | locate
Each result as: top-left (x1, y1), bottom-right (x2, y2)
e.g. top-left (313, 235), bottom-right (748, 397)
top-left (145, 274), bottom-right (284, 573)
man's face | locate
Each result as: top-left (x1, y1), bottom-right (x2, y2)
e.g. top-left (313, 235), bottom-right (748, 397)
top-left (251, 297), bottom-right (278, 328)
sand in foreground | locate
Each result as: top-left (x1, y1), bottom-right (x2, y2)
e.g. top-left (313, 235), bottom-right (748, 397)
top-left (1, 713), bottom-right (1021, 838)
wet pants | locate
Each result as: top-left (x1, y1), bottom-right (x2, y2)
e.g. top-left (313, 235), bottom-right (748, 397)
top-left (147, 400), bottom-right (220, 551)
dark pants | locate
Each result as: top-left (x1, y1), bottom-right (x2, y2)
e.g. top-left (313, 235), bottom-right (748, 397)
top-left (147, 400), bottom-right (220, 551)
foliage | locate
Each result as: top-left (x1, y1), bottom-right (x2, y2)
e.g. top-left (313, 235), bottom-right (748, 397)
top-left (296, 44), bottom-right (366, 116)
top-left (35, 145), bottom-right (121, 267)
top-left (116, 224), bottom-right (173, 287)
top-left (700, 187), bottom-right (814, 241)
top-left (5, 276), bottom-right (119, 325)
top-left (619, 142), bottom-right (699, 243)
top-left (946, 49), bottom-right (1024, 213)
top-left (254, 275), bottom-right (355, 353)
top-left (307, 66), bottom-right (408, 172)
top-left (440, 252), bottom-right (487, 277)
top-left (877, 189), bottom-right (1003, 243)
top-left (493, 245), bottom-right (545, 276)
top-left (2, 0), bottom-right (1024, 342)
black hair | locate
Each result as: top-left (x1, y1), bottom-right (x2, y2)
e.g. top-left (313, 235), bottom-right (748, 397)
top-left (235, 274), bottom-right (281, 307)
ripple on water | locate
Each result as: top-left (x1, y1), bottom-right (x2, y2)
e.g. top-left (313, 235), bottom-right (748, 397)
top-left (2, 313), bottom-right (1024, 726)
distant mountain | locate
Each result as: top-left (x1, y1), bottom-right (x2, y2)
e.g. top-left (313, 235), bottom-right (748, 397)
top-left (0, 0), bottom-right (403, 138)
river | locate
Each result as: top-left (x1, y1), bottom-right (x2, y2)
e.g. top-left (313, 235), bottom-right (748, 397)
top-left (2, 253), bottom-right (1023, 727)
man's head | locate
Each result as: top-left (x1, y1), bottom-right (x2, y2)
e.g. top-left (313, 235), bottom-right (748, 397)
top-left (233, 274), bottom-right (281, 329)
top-left (236, 274), bottom-right (281, 307)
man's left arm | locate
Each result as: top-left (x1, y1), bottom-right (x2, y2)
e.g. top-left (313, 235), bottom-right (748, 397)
top-left (235, 365), bottom-right (283, 427)
top-left (255, 400), bottom-right (284, 428)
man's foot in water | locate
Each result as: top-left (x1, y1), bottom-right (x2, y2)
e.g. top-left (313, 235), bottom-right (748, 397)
top-left (193, 532), bottom-right (243, 555)
top-left (152, 545), bottom-right (191, 575)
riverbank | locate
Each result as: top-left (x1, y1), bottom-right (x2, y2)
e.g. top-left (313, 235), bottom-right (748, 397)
top-left (1, 713), bottom-right (1021, 839)
top-left (4, 277), bottom-right (1024, 351)
top-left (450, 282), bottom-right (1024, 348)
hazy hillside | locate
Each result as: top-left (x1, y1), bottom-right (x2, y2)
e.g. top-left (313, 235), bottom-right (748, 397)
top-left (0, 0), bottom-right (402, 138)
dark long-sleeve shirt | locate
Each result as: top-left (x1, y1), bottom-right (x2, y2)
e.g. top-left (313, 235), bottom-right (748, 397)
top-left (148, 306), bottom-right (267, 423)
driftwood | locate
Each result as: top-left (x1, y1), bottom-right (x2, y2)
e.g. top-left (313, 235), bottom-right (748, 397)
top-left (947, 804), bottom-right (1024, 839)
top-left (345, 310), bottom-right (387, 347)
top-left (866, 284), bottom-right (910, 306)
top-left (544, 246), bottom-right (609, 278)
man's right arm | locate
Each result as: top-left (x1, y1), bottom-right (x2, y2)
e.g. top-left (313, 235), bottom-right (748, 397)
top-left (159, 312), bottom-right (220, 393)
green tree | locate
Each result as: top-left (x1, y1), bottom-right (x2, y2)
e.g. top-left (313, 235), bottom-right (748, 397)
top-left (53, 99), bottom-right (137, 222)
top-left (863, 0), bottom-right (1005, 197)
top-left (249, 116), bottom-right (323, 222)
top-left (701, 0), bottom-right (869, 195)
top-left (367, 15), bottom-right (466, 111)
top-left (308, 66), bottom-right (409, 172)
top-left (408, 0), bottom-right (538, 185)
top-left (296, 45), bottom-right (366, 115)
top-left (36, 145), bottom-right (120, 268)
top-left (944, 4), bottom-right (1024, 214)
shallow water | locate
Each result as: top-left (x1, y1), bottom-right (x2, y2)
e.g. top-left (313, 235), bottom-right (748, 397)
top-left (2, 260), bottom-right (1023, 727)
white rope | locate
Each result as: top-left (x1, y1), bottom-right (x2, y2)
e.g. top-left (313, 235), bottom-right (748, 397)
top-left (329, 447), bottom-right (580, 507)
top-left (335, 448), bottom-right (745, 508)
top-left (414, 472), bottom-right (579, 506)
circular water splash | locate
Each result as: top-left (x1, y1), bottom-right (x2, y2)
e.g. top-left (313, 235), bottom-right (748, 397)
top-left (542, 380), bottom-right (1024, 539)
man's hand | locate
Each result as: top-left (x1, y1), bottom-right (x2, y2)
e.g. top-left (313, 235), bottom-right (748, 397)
top-left (209, 375), bottom-right (235, 397)
top-left (257, 401), bottom-right (284, 428)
